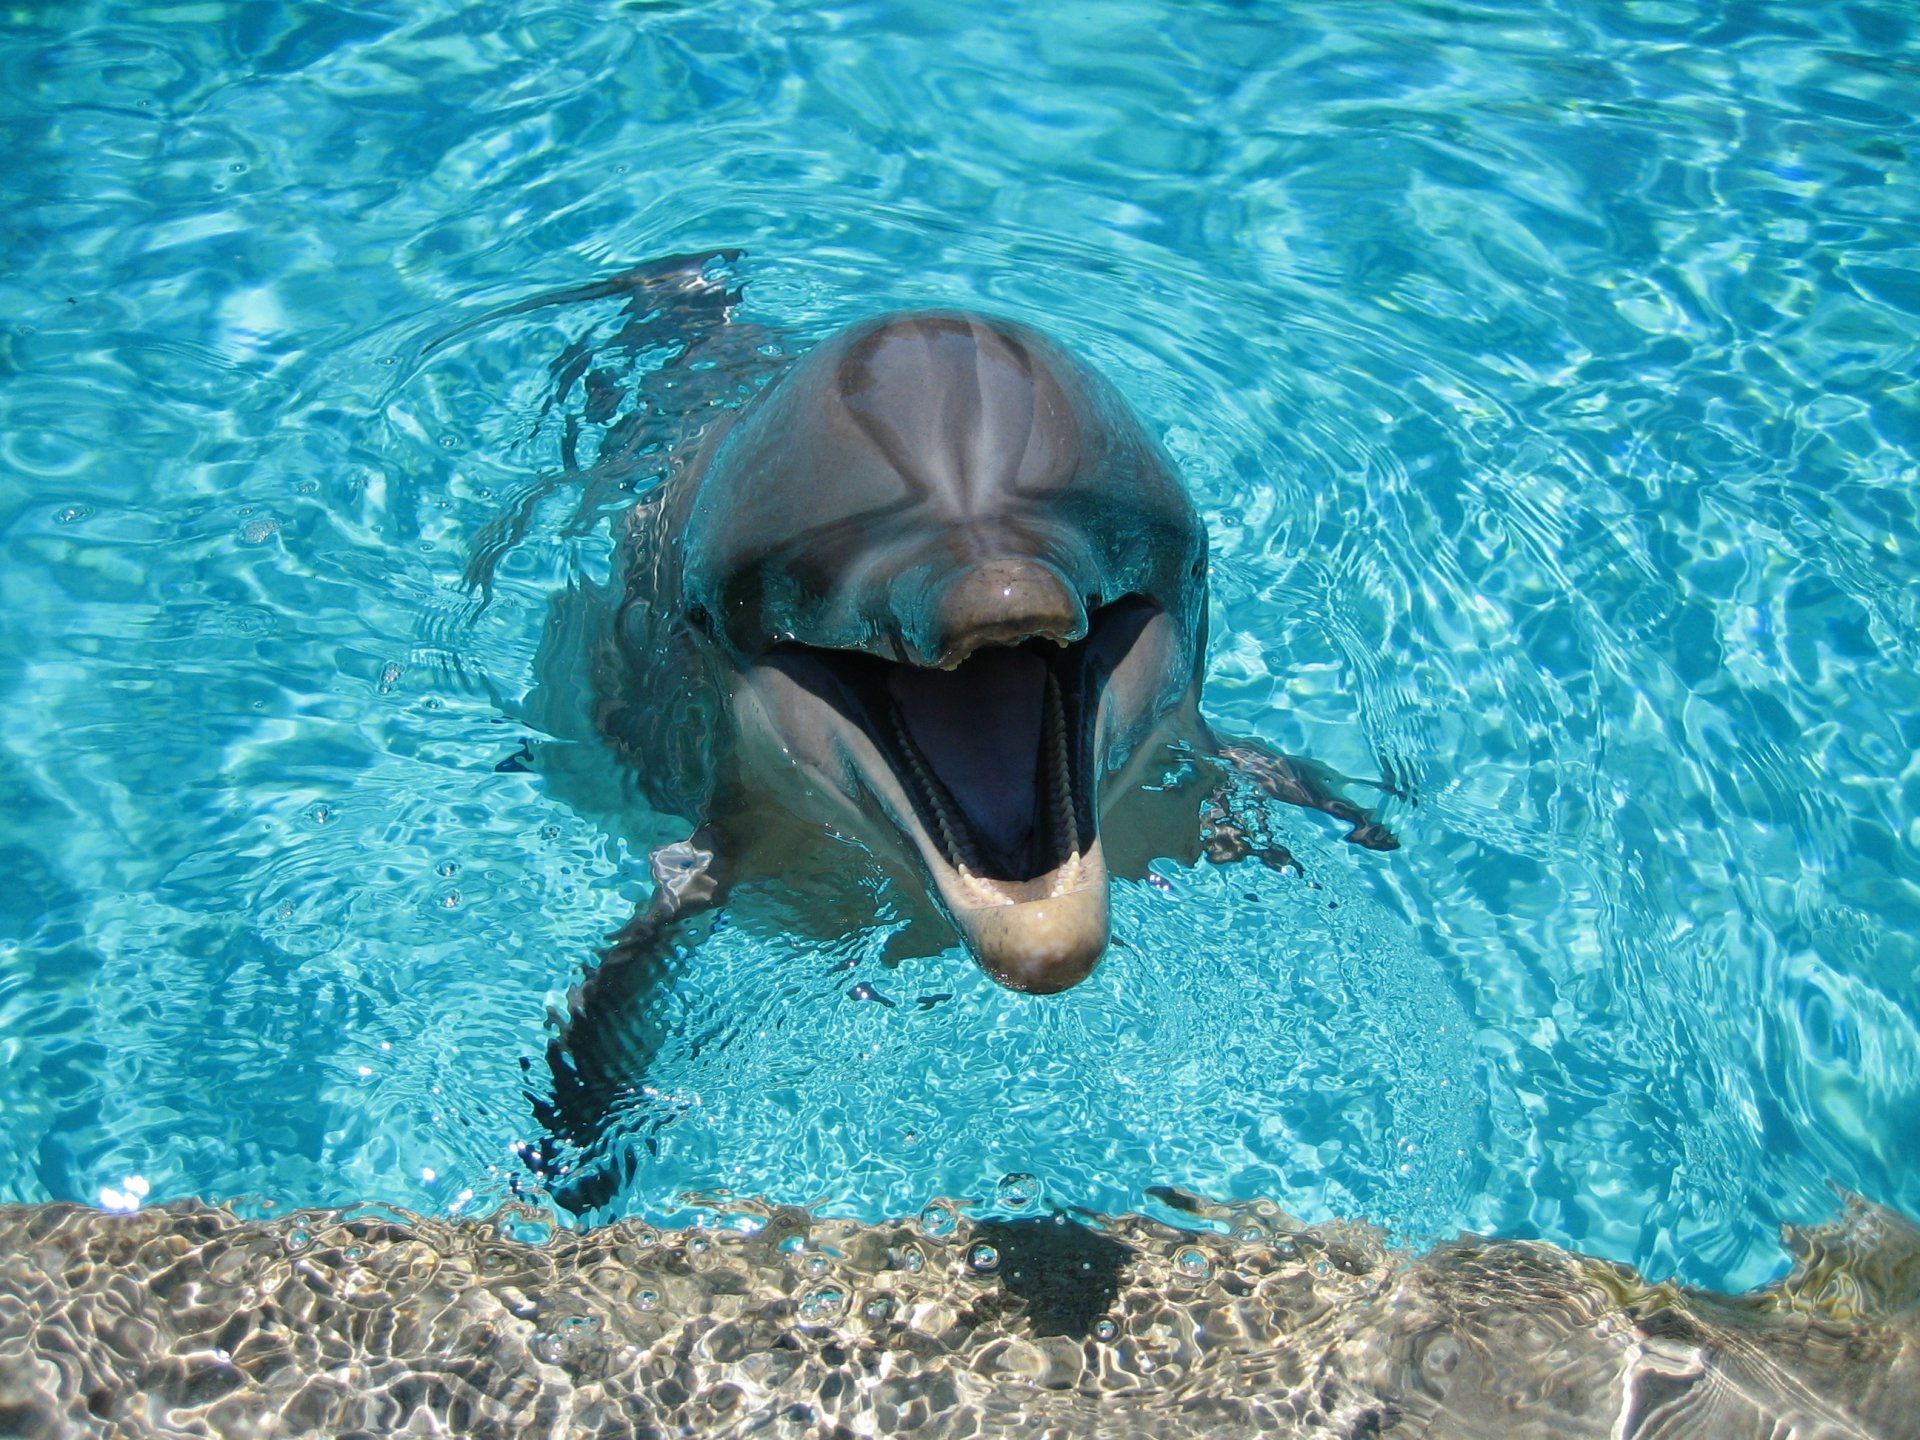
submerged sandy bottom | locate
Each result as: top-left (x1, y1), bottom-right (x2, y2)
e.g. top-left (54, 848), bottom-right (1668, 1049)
top-left (0, 1197), bottom-right (1913, 1439)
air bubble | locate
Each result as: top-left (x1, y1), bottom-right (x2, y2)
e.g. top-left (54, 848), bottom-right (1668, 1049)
top-left (378, 661), bottom-right (403, 694)
top-left (53, 504), bottom-right (92, 524)
top-left (1094, 1318), bottom-right (1118, 1342)
top-left (968, 1243), bottom-right (999, 1273)
top-left (285, 1227), bottom-right (311, 1253)
top-left (803, 1255), bottom-right (828, 1278)
top-left (797, 1285), bottom-right (847, 1325)
top-left (636, 1289), bottom-right (659, 1311)
top-left (1175, 1247), bottom-right (1213, 1281)
top-left (436, 860), bottom-right (461, 878)
top-left (995, 1173), bottom-right (1041, 1210)
top-left (918, 1203), bottom-right (956, 1237)
top-left (241, 516), bottom-right (280, 544)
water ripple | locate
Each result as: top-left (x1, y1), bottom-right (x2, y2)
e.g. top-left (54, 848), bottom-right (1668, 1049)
top-left (0, 0), bottom-right (1915, 1293)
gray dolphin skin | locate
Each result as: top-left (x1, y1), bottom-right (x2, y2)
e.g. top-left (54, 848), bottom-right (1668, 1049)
top-left (522, 268), bottom-right (1396, 1203)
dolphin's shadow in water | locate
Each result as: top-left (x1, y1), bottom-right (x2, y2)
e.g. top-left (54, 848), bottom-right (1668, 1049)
top-left (470, 252), bottom-right (1407, 1215)
top-left (972, 1216), bottom-right (1132, 1338)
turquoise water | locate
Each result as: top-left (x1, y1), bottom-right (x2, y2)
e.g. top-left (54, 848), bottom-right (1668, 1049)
top-left (1, 0), bottom-right (1915, 1298)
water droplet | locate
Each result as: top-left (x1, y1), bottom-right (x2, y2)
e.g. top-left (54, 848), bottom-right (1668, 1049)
top-left (633, 1228), bottom-right (658, 1249)
top-left (968, 1243), bottom-right (999, 1273)
top-left (902, 1249), bottom-right (925, 1274)
top-left (995, 1173), bottom-right (1041, 1210)
top-left (1276, 1239), bottom-right (1298, 1260)
top-left (1094, 1318), bottom-right (1118, 1342)
top-left (540, 824), bottom-right (562, 842)
top-left (687, 1234), bottom-right (711, 1255)
top-left (304, 803), bottom-right (333, 826)
top-left (435, 860), bottom-right (461, 878)
top-left (241, 515), bottom-right (280, 544)
top-left (1311, 1259), bottom-right (1331, 1278)
top-left (803, 1254), bottom-right (828, 1278)
top-left (864, 1296), bottom-right (892, 1320)
top-left (285, 1228), bottom-right (310, 1253)
top-left (438, 890), bottom-right (461, 910)
top-left (1175, 1247), bottom-right (1213, 1281)
top-left (918, 1203), bottom-right (956, 1238)
top-left (797, 1284), bottom-right (847, 1325)
top-left (53, 503), bottom-right (92, 524)
top-left (636, 1289), bottom-right (659, 1311)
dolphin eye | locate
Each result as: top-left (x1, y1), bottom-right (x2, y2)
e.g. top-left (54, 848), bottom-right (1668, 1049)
top-left (687, 602), bottom-right (712, 632)
top-left (1189, 557), bottom-right (1206, 579)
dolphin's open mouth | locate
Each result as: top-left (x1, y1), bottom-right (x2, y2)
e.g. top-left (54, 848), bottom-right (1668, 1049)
top-left (763, 599), bottom-right (1161, 991)
top-left (883, 642), bottom-right (1087, 897)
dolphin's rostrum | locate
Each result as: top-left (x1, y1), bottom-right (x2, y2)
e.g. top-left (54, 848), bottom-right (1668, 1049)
top-left (508, 261), bottom-right (1398, 1207)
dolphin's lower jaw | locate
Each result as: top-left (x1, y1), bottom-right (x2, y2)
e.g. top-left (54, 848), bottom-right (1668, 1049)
top-left (750, 602), bottom-right (1153, 993)
top-left (939, 841), bottom-right (1110, 993)
top-left (887, 649), bottom-right (1110, 992)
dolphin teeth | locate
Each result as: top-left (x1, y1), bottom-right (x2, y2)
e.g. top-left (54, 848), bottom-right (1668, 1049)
top-left (890, 708), bottom-right (997, 902)
top-left (1044, 669), bottom-right (1082, 897)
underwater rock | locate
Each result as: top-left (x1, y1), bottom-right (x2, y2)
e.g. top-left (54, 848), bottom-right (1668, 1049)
top-left (0, 1194), bottom-right (1913, 1438)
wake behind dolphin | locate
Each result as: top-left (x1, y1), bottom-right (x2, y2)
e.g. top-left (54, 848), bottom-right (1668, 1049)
top-left (490, 256), bottom-right (1401, 1209)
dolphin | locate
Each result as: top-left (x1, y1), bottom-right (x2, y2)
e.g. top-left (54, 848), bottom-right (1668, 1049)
top-left (501, 263), bottom-right (1399, 1201)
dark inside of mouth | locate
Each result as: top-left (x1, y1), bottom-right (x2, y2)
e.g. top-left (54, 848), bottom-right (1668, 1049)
top-left (885, 640), bottom-right (1068, 878)
top-left (773, 601), bottom-right (1156, 883)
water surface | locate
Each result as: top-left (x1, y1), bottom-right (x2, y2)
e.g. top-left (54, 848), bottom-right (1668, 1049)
top-left (2, 0), bottom-right (1917, 1294)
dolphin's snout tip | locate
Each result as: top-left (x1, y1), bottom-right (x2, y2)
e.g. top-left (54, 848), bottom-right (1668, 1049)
top-left (960, 883), bottom-right (1109, 994)
top-left (919, 558), bottom-right (1086, 668)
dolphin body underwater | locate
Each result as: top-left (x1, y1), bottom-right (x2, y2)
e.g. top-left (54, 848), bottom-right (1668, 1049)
top-left (495, 257), bottom-right (1399, 1207)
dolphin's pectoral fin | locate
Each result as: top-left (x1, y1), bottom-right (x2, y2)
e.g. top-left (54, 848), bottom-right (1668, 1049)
top-left (1198, 797), bottom-right (1300, 874)
top-left (1211, 739), bottom-right (1403, 852)
top-left (529, 826), bottom-right (731, 1213)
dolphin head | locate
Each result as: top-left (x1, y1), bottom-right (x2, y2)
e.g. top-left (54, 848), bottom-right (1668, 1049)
top-left (683, 312), bottom-right (1206, 992)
